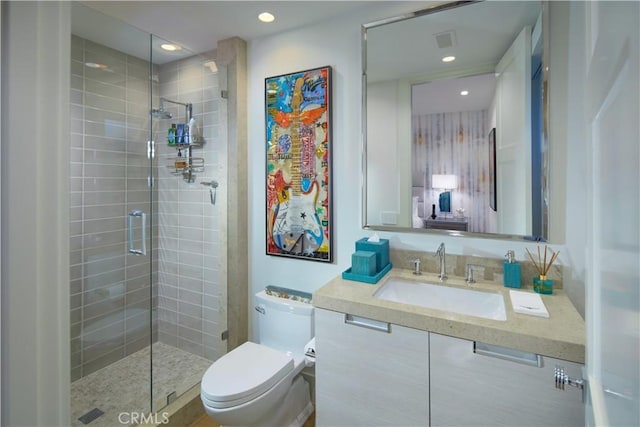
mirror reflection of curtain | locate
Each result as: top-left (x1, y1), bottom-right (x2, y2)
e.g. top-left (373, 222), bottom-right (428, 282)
top-left (412, 118), bottom-right (427, 219)
top-left (412, 110), bottom-right (497, 233)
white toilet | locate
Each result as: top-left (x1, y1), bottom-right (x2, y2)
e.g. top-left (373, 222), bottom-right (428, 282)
top-left (200, 290), bottom-right (315, 427)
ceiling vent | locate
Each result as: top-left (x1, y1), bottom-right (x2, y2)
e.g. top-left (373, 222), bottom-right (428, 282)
top-left (434, 30), bottom-right (457, 49)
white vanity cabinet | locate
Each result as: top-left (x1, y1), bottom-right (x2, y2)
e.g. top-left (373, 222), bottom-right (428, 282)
top-left (315, 308), bottom-right (429, 426)
top-left (429, 332), bottom-right (584, 427)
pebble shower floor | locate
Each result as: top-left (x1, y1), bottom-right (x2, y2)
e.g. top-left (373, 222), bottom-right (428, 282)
top-left (71, 342), bottom-right (211, 426)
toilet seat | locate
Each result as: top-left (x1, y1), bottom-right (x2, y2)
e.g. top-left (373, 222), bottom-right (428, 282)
top-left (201, 342), bottom-right (294, 409)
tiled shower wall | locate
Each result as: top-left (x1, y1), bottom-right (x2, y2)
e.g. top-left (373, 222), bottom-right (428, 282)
top-left (155, 53), bottom-right (227, 362)
top-left (70, 35), bottom-right (158, 380)
top-left (70, 36), bottom-right (227, 381)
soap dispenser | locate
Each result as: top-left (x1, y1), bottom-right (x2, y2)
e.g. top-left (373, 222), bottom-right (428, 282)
top-left (503, 250), bottom-right (521, 288)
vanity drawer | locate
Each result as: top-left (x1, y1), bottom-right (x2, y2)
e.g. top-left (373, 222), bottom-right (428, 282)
top-left (430, 333), bottom-right (584, 427)
top-left (315, 308), bottom-right (429, 426)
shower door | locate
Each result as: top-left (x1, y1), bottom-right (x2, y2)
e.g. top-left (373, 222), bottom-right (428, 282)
top-left (70, 5), bottom-right (156, 424)
top-left (70, 4), bottom-right (227, 425)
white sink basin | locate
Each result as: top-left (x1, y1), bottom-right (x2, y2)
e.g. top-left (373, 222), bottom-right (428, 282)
top-left (374, 278), bottom-right (507, 321)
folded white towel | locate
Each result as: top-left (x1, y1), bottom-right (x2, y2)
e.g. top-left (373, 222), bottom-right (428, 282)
top-left (509, 290), bottom-right (549, 318)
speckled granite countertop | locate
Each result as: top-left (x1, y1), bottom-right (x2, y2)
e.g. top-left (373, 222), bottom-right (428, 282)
top-left (313, 268), bottom-right (585, 363)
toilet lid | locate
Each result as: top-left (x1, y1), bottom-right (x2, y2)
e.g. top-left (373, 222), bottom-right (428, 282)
top-left (201, 341), bottom-right (294, 405)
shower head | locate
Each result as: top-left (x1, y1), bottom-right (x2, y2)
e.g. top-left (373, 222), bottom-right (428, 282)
top-left (151, 108), bottom-right (172, 119)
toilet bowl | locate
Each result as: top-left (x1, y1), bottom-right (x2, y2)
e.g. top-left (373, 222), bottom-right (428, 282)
top-left (201, 290), bottom-right (315, 427)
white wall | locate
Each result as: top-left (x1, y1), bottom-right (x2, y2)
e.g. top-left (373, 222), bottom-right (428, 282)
top-left (247, 2), bottom-right (584, 340)
top-left (248, 12), bottom-right (367, 338)
top-left (549, 1), bottom-right (586, 316)
top-left (367, 81), bottom-right (403, 226)
top-left (1, 2), bottom-right (71, 425)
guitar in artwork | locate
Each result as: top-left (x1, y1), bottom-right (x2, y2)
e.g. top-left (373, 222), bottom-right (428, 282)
top-left (270, 77), bottom-right (323, 255)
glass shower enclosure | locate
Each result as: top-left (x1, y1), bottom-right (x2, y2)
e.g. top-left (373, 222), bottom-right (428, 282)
top-left (70, 4), bottom-right (227, 425)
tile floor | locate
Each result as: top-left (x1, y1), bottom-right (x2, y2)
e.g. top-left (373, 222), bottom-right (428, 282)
top-left (71, 342), bottom-right (212, 427)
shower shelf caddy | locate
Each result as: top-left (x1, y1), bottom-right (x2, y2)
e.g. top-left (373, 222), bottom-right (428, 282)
top-left (168, 143), bottom-right (205, 178)
top-left (153, 97), bottom-right (204, 183)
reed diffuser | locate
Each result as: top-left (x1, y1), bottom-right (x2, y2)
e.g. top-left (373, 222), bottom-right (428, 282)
top-left (526, 245), bottom-right (559, 294)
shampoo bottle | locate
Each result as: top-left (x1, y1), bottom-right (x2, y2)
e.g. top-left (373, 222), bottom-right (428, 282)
top-left (503, 250), bottom-right (522, 288)
top-left (176, 123), bottom-right (185, 144)
top-left (168, 124), bottom-right (176, 146)
top-left (188, 117), bottom-right (199, 144)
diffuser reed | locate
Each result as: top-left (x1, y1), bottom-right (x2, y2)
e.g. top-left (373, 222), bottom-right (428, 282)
top-left (526, 245), bottom-right (559, 280)
top-left (526, 245), bottom-right (559, 294)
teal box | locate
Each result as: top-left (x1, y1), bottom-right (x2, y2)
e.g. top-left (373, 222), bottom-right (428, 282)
top-left (355, 238), bottom-right (389, 272)
top-left (342, 262), bottom-right (393, 284)
top-left (351, 251), bottom-right (377, 276)
top-left (503, 261), bottom-right (522, 288)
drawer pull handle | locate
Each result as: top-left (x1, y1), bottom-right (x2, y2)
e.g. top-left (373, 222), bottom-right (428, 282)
top-left (474, 341), bottom-right (542, 367)
top-left (344, 314), bottom-right (390, 333)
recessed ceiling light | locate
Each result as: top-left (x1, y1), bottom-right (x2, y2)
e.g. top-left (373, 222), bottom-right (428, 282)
top-left (258, 12), bottom-right (275, 23)
top-left (161, 43), bottom-right (181, 52)
top-left (460, 90), bottom-right (469, 96)
top-left (84, 62), bottom-right (108, 69)
top-left (442, 56), bottom-right (456, 63)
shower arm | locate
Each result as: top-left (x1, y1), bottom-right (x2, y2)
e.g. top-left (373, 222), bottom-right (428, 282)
top-left (159, 97), bottom-right (193, 122)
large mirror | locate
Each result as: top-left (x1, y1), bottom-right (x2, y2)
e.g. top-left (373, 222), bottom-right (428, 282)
top-left (363, 0), bottom-right (548, 240)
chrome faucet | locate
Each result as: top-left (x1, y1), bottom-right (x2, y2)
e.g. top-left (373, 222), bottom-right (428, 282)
top-left (435, 242), bottom-right (447, 281)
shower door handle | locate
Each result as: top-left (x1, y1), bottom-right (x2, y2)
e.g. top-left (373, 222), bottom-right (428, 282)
top-left (128, 210), bottom-right (147, 256)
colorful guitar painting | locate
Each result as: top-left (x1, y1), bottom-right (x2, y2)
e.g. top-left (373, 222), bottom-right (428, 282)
top-left (265, 67), bottom-right (332, 261)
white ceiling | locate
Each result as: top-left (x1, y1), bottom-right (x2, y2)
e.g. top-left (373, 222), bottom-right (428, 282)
top-left (72, 1), bottom-right (539, 113)
top-left (366, 1), bottom-right (540, 114)
top-left (412, 73), bottom-right (497, 115)
top-left (74, 1), bottom-right (432, 63)
top-left (366, 1), bottom-right (540, 82)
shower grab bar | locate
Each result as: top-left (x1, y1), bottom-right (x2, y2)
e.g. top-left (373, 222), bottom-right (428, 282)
top-left (128, 210), bottom-right (147, 256)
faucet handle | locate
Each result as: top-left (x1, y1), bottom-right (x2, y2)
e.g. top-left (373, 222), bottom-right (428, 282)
top-left (465, 264), bottom-right (477, 284)
top-left (412, 258), bottom-right (421, 275)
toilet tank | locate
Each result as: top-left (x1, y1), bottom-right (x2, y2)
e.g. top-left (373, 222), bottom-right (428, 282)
top-left (255, 290), bottom-right (314, 355)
